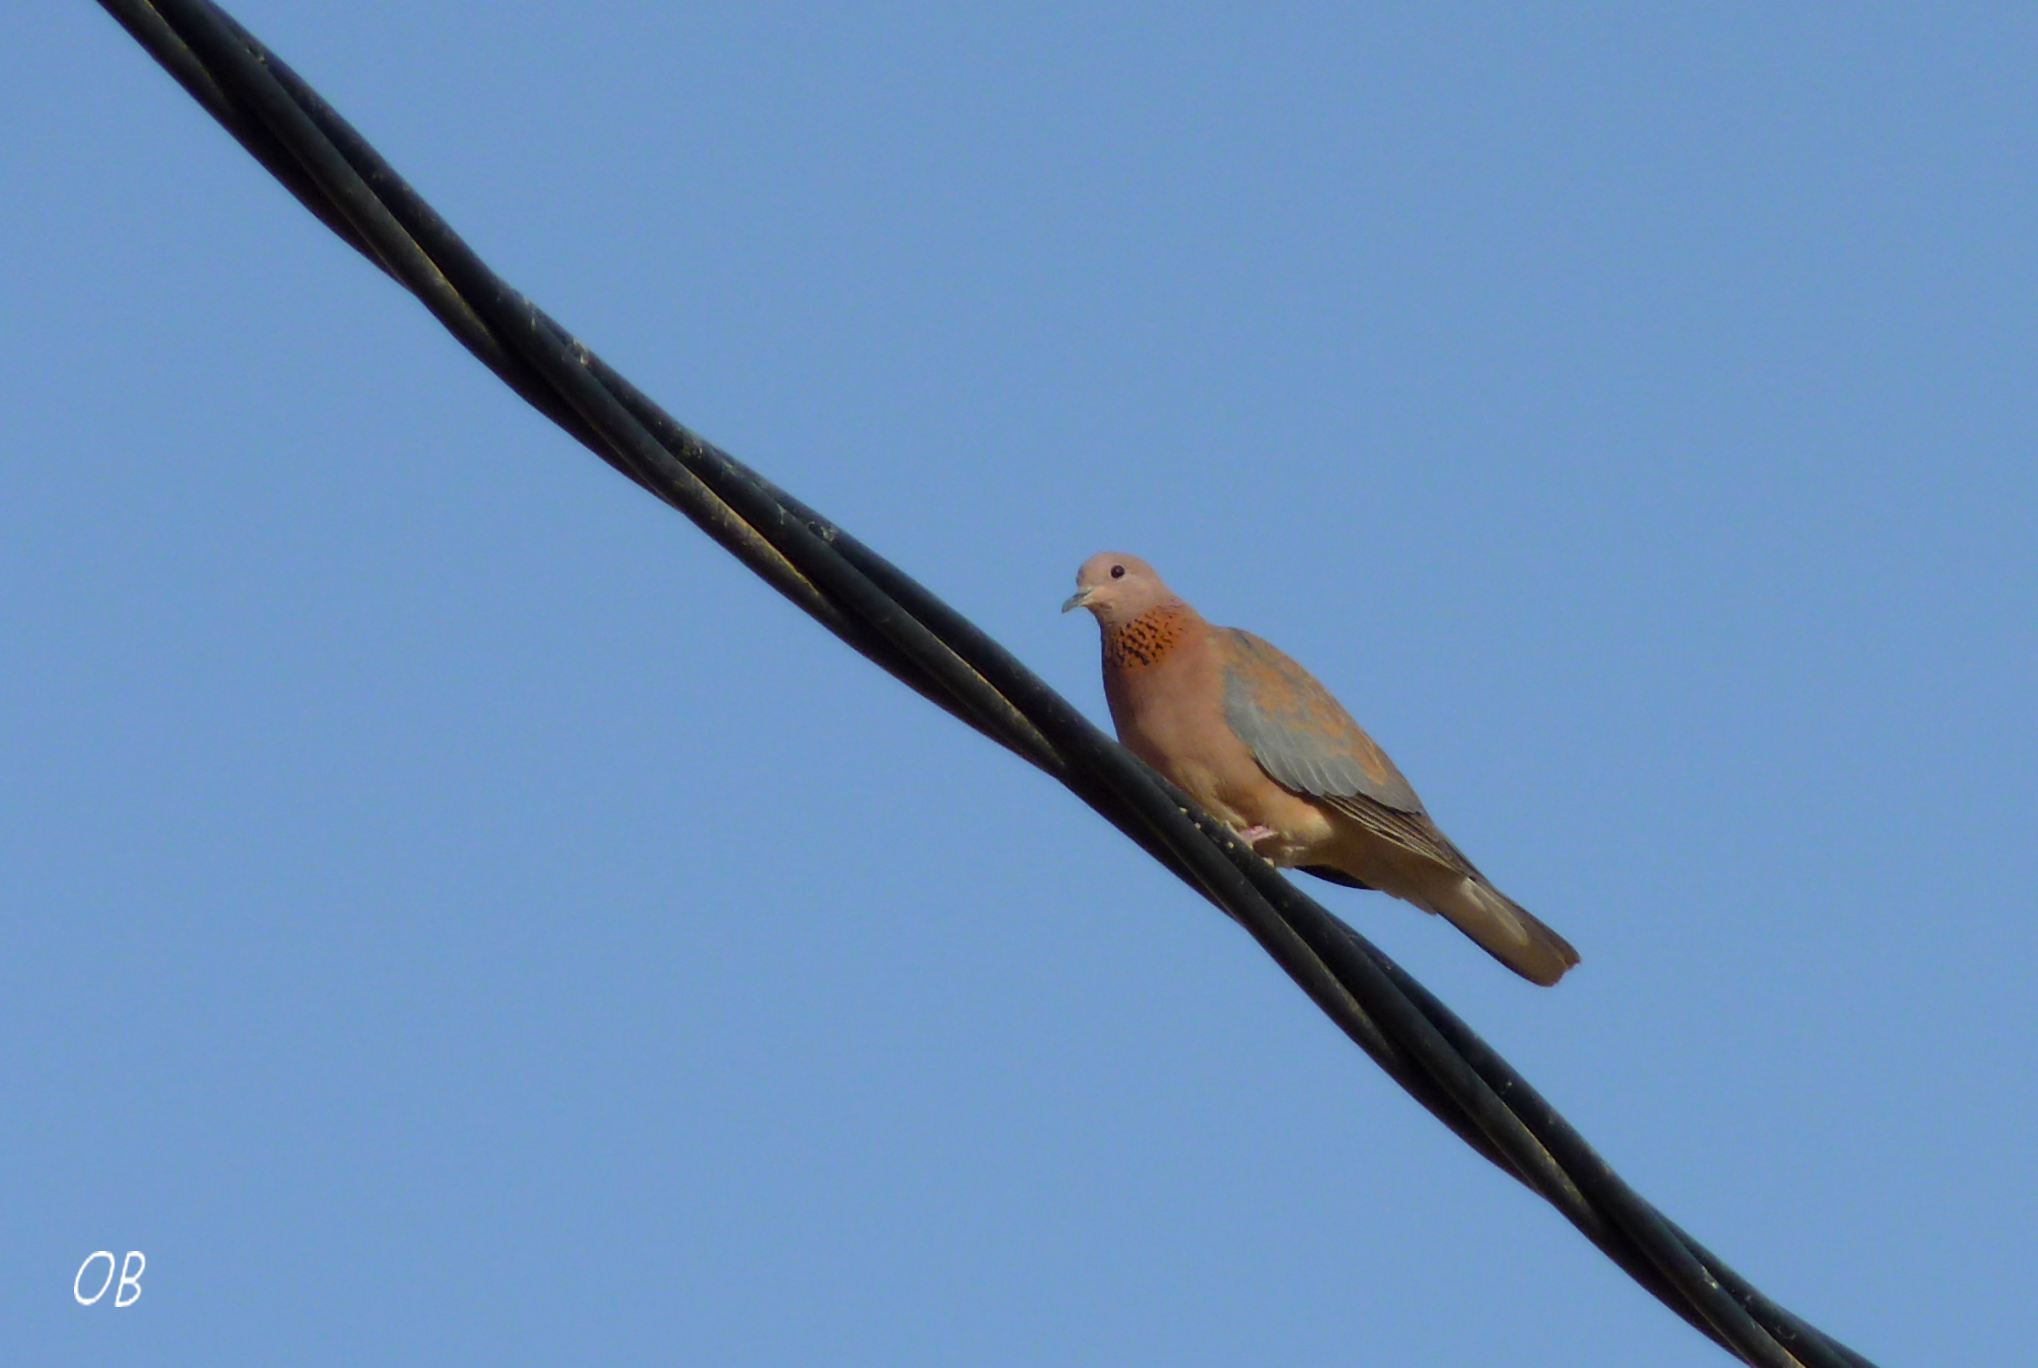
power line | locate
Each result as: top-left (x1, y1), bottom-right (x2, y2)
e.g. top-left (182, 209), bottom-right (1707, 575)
top-left (93, 3), bottom-right (1875, 1363)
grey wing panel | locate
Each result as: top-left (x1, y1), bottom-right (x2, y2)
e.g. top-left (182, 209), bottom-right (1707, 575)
top-left (1219, 629), bottom-right (1425, 814)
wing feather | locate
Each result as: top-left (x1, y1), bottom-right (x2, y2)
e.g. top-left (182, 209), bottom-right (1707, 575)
top-left (1220, 629), bottom-right (1480, 876)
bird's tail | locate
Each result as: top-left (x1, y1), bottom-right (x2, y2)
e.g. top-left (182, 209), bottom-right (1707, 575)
top-left (1435, 878), bottom-right (1580, 986)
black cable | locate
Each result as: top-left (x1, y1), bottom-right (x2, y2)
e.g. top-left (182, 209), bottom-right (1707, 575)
top-left (93, 3), bottom-right (1877, 1363)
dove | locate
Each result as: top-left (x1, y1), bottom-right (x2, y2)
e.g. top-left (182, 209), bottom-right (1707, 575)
top-left (1063, 552), bottom-right (1579, 985)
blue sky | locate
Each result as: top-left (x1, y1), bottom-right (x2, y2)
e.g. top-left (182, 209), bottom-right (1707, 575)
top-left (7, 4), bottom-right (2035, 1363)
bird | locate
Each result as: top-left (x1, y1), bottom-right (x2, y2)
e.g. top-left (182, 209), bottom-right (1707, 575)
top-left (1063, 551), bottom-right (1579, 985)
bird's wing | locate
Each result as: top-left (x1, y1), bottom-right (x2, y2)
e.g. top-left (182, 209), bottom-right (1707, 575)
top-left (1217, 628), bottom-right (1482, 877)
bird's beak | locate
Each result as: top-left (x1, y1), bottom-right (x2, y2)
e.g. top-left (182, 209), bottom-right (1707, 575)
top-left (1060, 587), bottom-right (1096, 614)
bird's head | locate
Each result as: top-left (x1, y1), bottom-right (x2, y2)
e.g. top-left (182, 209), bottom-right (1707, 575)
top-left (1062, 552), bottom-right (1175, 627)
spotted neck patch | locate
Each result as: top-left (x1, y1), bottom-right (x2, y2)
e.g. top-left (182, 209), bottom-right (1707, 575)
top-left (1105, 604), bottom-right (1193, 669)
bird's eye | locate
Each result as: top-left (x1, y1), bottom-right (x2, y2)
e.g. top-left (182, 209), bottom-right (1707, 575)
top-left (1110, 564), bottom-right (1126, 579)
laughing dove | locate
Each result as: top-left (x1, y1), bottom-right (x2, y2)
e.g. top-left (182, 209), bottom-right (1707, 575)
top-left (1064, 552), bottom-right (1579, 985)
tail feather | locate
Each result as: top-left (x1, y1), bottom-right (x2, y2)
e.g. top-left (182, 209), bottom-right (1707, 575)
top-left (1436, 879), bottom-right (1580, 986)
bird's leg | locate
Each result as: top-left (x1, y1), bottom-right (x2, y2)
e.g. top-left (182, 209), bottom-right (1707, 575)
top-left (1234, 824), bottom-right (1279, 851)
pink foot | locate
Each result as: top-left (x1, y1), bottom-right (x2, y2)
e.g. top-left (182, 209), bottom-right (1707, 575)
top-left (1235, 824), bottom-right (1278, 849)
